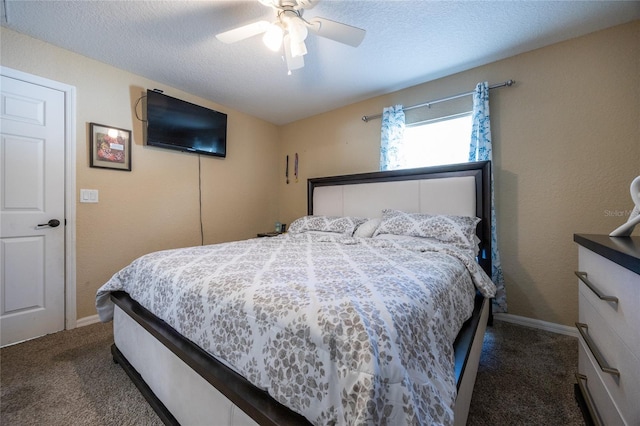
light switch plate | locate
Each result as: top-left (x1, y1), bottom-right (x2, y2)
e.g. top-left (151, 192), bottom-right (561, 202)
top-left (80, 189), bottom-right (99, 203)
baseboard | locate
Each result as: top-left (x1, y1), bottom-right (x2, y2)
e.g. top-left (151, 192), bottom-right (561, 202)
top-left (494, 313), bottom-right (578, 338)
top-left (76, 314), bottom-right (100, 328)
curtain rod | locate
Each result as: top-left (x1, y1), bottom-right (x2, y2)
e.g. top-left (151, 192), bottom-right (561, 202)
top-left (361, 79), bottom-right (515, 123)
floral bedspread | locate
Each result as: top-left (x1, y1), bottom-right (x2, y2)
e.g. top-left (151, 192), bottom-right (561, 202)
top-left (96, 232), bottom-right (495, 426)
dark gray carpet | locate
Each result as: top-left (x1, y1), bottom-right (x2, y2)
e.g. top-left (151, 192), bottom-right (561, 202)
top-left (467, 320), bottom-right (585, 426)
top-left (1, 321), bottom-right (162, 426)
top-left (1, 319), bottom-right (584, 425)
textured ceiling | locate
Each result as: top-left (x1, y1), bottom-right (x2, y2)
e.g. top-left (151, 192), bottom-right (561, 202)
top-left (2, 1), bottom-right (639, 125)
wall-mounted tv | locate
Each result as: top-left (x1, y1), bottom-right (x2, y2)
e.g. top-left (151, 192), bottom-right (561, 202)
top-left (145, 90), bottom-right (227, 158)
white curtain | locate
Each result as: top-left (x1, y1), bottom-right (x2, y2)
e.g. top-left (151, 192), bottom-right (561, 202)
top-left (379, 105), bottom-right (405, 171)
top-left (469, 81), bottom-right (507, 312)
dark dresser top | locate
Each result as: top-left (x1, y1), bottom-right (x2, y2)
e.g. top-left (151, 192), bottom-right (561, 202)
top-left (574, 234), bottom-right (640, 275)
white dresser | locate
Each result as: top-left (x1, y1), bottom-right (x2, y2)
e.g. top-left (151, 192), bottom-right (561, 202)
top-left (574, 234), bottom-right (640, 426)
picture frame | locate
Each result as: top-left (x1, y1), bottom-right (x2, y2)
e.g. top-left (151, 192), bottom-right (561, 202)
top-left (89, 122), bottom-right (132, 171)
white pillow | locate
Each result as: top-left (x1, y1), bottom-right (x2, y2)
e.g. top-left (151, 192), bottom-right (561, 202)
top-left (353, 218), bottom-right (381, 238)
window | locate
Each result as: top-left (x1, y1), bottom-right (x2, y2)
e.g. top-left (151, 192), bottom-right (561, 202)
top-left (400, 112), bottom-right (472, 169)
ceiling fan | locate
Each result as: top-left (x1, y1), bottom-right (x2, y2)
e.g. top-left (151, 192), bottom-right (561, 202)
top-left (215, 0), bottom-right (366, 74)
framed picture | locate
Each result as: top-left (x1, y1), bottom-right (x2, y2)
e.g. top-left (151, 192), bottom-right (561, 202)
top-left (89, 122), bottom-right (132, 171)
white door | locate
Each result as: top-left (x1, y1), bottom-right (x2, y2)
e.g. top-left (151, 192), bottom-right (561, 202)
top-left (1, 75), bottom-right (66, 346)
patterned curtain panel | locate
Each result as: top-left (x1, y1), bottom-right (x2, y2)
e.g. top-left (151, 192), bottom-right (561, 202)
top-left (469, 81), bottom-right (507, 313)
top-left (379, 105), bottom-right (406, 171)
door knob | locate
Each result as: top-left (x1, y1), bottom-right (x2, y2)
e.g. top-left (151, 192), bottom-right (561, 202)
top-left (37, 219), bottom-right (61, 228)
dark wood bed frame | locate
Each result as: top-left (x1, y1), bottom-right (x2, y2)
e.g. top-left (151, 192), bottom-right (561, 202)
top-left (110, 160), bottom-right (493, 426)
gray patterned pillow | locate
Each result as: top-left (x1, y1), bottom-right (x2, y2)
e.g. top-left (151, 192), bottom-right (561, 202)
top-left (288, 215), bottom-right (368, 236)
top-left (373, 209), bottom-right (480, 250)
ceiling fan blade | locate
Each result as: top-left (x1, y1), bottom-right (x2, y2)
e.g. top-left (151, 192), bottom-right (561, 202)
top-left (216, 20), bottom-right (271, 44)
top-left (308, 17), bottom-right (366, 47)
top-left (284, 35), bottom-right (304, 72)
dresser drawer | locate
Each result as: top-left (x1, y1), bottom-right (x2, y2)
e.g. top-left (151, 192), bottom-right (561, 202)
top-left (578, 340), bottom-right (626, 425)
top-left (578, 246), bottom-right (640, 352)
top-left (578, 291), bottom-right (640, 425)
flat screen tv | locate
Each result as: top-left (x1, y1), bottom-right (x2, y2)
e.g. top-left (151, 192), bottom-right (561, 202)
top-left (145, 90), bottom-right (227, 158)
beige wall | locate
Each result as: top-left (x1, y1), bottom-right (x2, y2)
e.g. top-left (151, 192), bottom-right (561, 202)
top-left (1, 28), bottom-right (281, 319)
top-left (278, 21), bottom-right (640, 327)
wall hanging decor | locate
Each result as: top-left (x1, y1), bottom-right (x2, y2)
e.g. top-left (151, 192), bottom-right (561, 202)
top-left (89, 122), bottom-right (132, 171)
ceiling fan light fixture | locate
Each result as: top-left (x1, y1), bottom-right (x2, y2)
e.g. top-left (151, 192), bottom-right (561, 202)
top-left (283, 34), bottom-right (304, 73)
top-left (263, 23), bottom-right (284, 51)
top-left (216, 0), bottom-right (366, 74)
top-left (290, 40), bottom-right (307, 58)
top-left (287, 17), bottom-right (308, 43)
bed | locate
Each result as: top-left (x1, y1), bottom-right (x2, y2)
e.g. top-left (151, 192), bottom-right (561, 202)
top-left (96, 160), bottom-right (495, 426)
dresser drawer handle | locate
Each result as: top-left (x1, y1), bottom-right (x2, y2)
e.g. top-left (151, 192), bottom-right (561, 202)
top-left (575, 271), bottom-right (618, 304)
top-left (575, 373), bottom-right (603, 426)
top-left (575, 322), bottom-right (620, 377)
